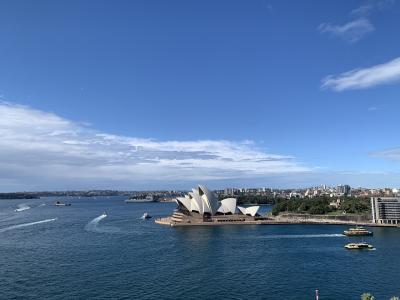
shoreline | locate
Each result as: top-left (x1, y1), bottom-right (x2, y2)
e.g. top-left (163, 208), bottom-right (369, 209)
top-left (155, 215), bottom-right (399, 228)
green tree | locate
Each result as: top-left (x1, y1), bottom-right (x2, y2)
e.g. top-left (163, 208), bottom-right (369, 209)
top-left (361, 293), bottom-right (374, 300)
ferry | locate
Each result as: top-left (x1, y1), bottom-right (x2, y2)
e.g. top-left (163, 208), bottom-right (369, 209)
top-left (125, 195), bottom-right (157, 203)
top-left (345, 242), bottom-right (374, 250)
top-left (343, 226), bottom-right (373, 236)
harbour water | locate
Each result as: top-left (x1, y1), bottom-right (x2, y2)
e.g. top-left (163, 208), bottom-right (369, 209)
top-left (0, 196), bottom-right (399, 299)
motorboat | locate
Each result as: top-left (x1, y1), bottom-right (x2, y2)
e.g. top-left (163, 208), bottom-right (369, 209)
top-left (54, 201), bottom-right (71, 207)
top-left (14, 205), bottom-right (30, 212)
top-left (140, 212), bottom-right (152, 220)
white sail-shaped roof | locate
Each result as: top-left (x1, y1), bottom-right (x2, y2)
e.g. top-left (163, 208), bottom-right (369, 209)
top-left (245, 206), bottom-right (260, 217)
top-left (175, 185), bottom-right (261, 217)
top-left (237, 206), bottom-right (247, 215)
top-left (237, 206), bottom-right (260, 217)
top-left (176, 197), bottom-right (192, 212)
top-left (218, 198), bottom-right (237, 214)
top-left (198, 185), bottom-right (219, 215)
top-left (190, 191), bottom-right (203, 213)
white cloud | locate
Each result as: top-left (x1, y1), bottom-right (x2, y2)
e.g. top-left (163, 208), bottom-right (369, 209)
top-left (321, 57), bottom-right (400, 91)
top-left (351, 0), bottom-right (396, 16)
top-left (372, 148), bottom-right (400, 160)
top-left (319, 0), bottom-right (396, 43)
top-left (0, 101), bottom-right (310, 190)
top-left (351, 4), bottom-right (375, 17)
top-left (318, 18), bottom-right (374, 43)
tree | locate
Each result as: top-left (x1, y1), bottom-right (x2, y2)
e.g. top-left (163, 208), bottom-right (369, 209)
top-left (361, 293), bottom-right (374, 300)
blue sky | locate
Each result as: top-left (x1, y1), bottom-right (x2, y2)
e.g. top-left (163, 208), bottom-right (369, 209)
top-left (1, 0), bottom-right (400, 191)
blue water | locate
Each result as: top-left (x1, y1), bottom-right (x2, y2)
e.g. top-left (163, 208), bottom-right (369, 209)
top-left (0, 196), bottom-right (399, 300)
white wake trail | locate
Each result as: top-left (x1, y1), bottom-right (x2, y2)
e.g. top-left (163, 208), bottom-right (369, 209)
top-left (0, 218), bottom-right (57, 233)
top-left (85, 214), bottom-right (108, 233)
top-left (262, 233), bottom-right (344, 239)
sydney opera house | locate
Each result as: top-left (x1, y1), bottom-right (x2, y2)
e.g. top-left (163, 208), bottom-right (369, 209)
top-left (156, 185), bottom-right (267, 226)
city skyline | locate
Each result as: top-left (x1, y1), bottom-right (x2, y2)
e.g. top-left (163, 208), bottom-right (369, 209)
top-left (1, 0), bottom-right (400, 191)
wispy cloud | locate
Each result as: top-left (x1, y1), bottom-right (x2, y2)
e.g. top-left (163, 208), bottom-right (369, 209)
top-left (318, 0), bottom-right (395, 43)
top-left (321, 57), bottom-right (400, 91)
top-left (318, 18), bottom-right (374, 43)
top-left (351, 0), bottom-right (396, 16)
top-left (351, 3), bottom-right (375, 17)
top-left (0, 101), bottom-right (310, 190)
top-left (371, 147), bottom-right (400, 160)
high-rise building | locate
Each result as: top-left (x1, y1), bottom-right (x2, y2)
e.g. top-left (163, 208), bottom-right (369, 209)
top-left (371, 197), bottom-right (400, 225)
top-left (336, 184), bottom-right (351, 196)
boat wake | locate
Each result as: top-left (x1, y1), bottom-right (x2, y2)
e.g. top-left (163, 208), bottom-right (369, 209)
top-left (0, 213), bottom-right (20, 223)
top-left (85, 213), bottom-right (120, 234)
top-left (14, 204), bottom-right (31, 212)
top-left (0, 218), bottom-right (57, 233)
top-left (262, 233), bottom-right (344, 239)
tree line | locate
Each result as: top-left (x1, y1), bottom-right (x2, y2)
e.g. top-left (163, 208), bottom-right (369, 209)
top-left (271, 196), bottom-right (371, 216)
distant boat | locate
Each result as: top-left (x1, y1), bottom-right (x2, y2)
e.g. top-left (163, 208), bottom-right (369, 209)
top-left (345, 242), bottom-right (374, 250)
top-left (125, 195), bottom-right (157, 203)
top-left (344, 226), bottom-right (373, 236)
top-left (15, 205), bottom-right (30, 212)
top-left (140, 212), bottom-right (152, 220)
top-left (101, 211), bottom-right (108, 218)
top-left (54, 201), bottom-right (71, 207)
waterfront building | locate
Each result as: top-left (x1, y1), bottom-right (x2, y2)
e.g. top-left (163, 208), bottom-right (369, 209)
top-left (156, 185), bottom-right (263, 226)
top-left (371, 197), bottom-right (400, 225)
top-left (176, 185), bottom-right (259, 216)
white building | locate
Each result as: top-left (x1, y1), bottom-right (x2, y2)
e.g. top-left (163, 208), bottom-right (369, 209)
top-left (371, 197), bottom-right (400, 225)
top-left (176, 185), bottom-right (260, 216)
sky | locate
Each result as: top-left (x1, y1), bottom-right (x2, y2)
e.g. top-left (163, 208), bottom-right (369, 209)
top-left (1, 0), bottom-right (400, 191)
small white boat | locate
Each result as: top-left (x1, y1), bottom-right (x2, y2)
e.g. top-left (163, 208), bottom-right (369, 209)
top-left (140, 212), bottom-right (152, 220)
top-left (101, 211), bottom-right (108, 218)
top-left (15, 206), bottom-right (30, 212)
top-left (54, 201), bottom-right (71, 207)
